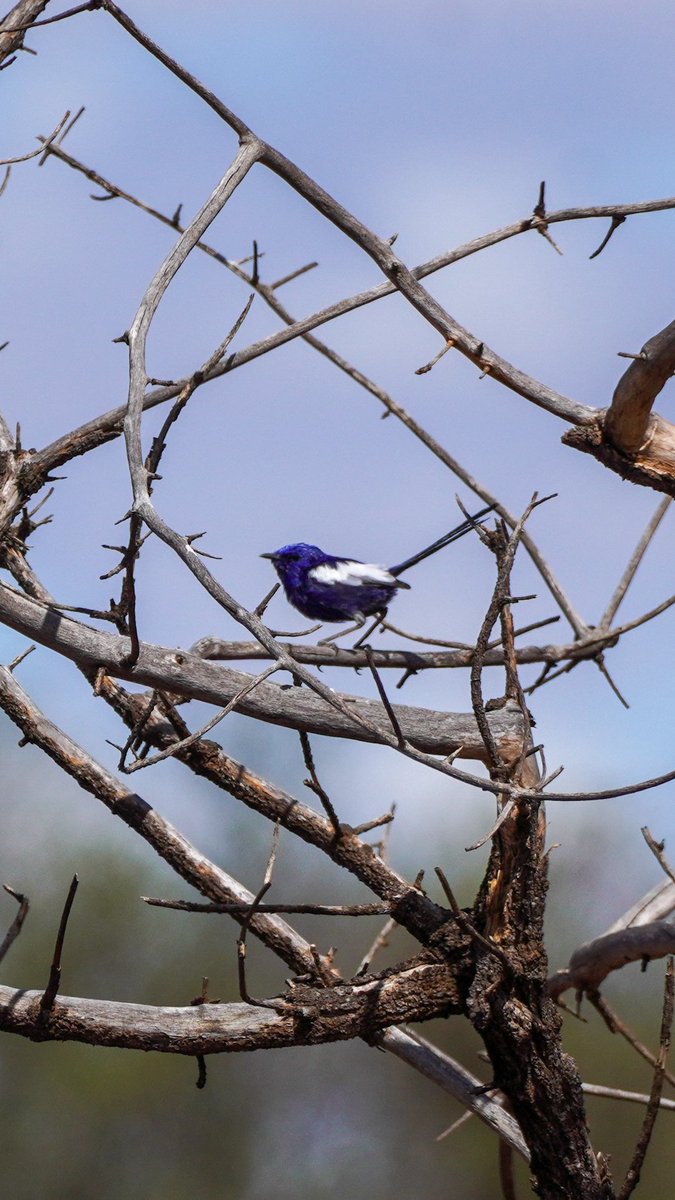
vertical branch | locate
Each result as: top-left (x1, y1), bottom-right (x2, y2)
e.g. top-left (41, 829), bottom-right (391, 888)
top-left (465, 513), bottom-right (605, 1199)
top-left (121, 139), bottom-right (261, 665)
top-left (618, 958), bottom-right (674, 1200)
top-left (37, 874), bottom-right (79, 1021)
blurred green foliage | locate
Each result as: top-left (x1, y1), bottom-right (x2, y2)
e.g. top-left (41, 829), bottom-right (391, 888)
top-left (1, 722), bottom-right (674, 1199)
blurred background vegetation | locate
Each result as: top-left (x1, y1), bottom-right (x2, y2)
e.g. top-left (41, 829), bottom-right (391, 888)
top-left (2, 716), bottom-right (673, 1199)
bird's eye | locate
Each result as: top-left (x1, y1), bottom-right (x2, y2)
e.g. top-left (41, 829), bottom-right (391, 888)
top-left (285, 554), bottom-right (300, 562)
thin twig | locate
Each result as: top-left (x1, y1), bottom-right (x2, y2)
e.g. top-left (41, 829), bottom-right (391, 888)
top-left (435, 867), bottom-right (513, 975)
top-left (351, 811), bottom-right (394, 836)
top-left (618, 958), bottom-right (674, 1200)
top-left (465, 799), bottom-right (516, 853)
top-left (119, 663), bottom-right (279, 773)
top-left (594, 654), bottom-right (630, 709)
top-left (589, 991), bottom-right (675, 1091)
top-left (415, 338), bottom-right (455, 375)
top-left (237, 825), bottom-right (291, 1009)
top-left (0, 884), bottom-right (29, 963)
top-left (299, 730), bottom-right (341, 834)
top-left (600, 497), bottom-right (671, 629)
top-left (253, 583), bottom-right (280, 618)
top-left (143, 896), bottom-right (390, 916)
top-left (195, 1054), bottom-right (207, 1089)
top-left (641, 826), bottom-right (675, 888)
top-left (589, 213), bottom-right (626, 260)
top-left (146, 294), bottom-right (254, 481)
top-left (0, 1), bottom-right (98, 34)
top-left (38, 874), bottom-right (79, 1020)
top-left (270, 261), bottom-right (318, 289)
top-left (582, 1082), bottom-right (675, 1111)
top-left (0, 109), bottom-right (70, 165)
top-left (498, 1138), bottom-right (518, 1200)
top-left (356, 916), bottom-right (398, 976)
top-left (364, 646), bottom-right (405, 747)
top-left (6, 643), bottom-right (35, 672)
top-left (469, 494), bottom-right (545, 772)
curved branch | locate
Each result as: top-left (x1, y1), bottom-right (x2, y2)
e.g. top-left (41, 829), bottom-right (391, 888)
top-left (0, 959), bottom-right (463, 1051)
top-left (605, 319), bottom-right (675, 455)
top-left (548, 922), bottom-right (675, 1000)
top-left (563, 318), bottom-right (675, 497)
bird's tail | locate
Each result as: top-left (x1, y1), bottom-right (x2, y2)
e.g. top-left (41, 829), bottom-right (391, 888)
top-left (390, 503), bottom-right (497, 577)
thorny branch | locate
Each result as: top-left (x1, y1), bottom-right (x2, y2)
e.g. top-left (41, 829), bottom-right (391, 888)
top-left (3, 5), bottom-right (675, 1196)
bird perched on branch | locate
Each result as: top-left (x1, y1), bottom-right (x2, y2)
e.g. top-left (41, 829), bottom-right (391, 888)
top-left (261, 503), bottom-right (495, 633)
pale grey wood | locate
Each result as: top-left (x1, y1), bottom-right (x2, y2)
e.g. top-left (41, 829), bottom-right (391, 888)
top-left (0, 584), bottom-right (525, 760)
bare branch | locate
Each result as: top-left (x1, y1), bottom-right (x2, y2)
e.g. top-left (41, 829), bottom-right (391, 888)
top-left (605, 880), bottom-right (675, 933)
top-left (190, 605), bottom-right (673, 675)
top-left (38, 874), bottom-right (79, 1020)
top-left (0, 958), bottom-right (466, 1052)
top-left (0, 109), bottom-right (70, 165)
top-left (564, 318), bottom-right (675, 497)
top-left (237, 824), bottom-right (282, 1007)
top-left (381, 1028), bottom-right (529, 1162)
top-left (93, 676), bottom-right (451, 946)
top-left (0, 584), bottom-right (525, 763)
top-left (119, 663), bottom-right (280, 773)
top-left (0, 664), bottom-right (321, 975)
top-left (0, 0), bottom-right (50, 66)
top-left (548, 922), bottom-right (675, 1000)
top-left (143, 897), bottom-right (391, 917)
top-left (299, 731), bottom-right (341, 834)
top-left (583, 1082), bottom-right (675, 1111)
top-left (0, 884), bottom-right (29, 964)
top-left (641, 826), bottom-right (675, 888)
top-left (588, 991), bottom-right (675, 1092)
top-left (103, 0), bottom-right (594, 431)
top-left (600, 497), bottom-right (672, 629)
top-left (618, 958), bottom-right (674, 1200)
top-left (605, 318), bottom-right (675, 456)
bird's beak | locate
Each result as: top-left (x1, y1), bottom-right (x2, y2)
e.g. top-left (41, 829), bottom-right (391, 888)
top-left (260, 552), bottom-right (275, 560)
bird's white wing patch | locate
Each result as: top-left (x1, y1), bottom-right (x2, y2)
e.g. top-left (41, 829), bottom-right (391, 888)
top-left (310, 560), bottom-right (397, 587)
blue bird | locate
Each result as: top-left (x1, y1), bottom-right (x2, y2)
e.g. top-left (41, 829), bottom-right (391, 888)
top-left (261, 503), bottom-right (495, 632)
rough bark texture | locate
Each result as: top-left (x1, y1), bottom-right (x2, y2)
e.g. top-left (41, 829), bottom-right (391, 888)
top-left (468, 799), bottom-right (604, 1199)
top-left (0, 956), bottom-right (467, 1053)
top-left (563, 414), bottom-right (675, 497)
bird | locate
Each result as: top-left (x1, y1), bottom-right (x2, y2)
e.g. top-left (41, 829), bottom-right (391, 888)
top-left (261, 503), bottom-right (495, 633)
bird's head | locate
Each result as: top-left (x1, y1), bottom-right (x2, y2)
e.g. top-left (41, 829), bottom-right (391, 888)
top-left (260, 542), bottom-right (328, 584)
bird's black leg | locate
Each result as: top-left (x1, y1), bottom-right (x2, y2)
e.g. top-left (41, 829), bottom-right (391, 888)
top-left (352, 610), bottom-right (387, 649)
top-left (317, 617), bottom-right (367, 646)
